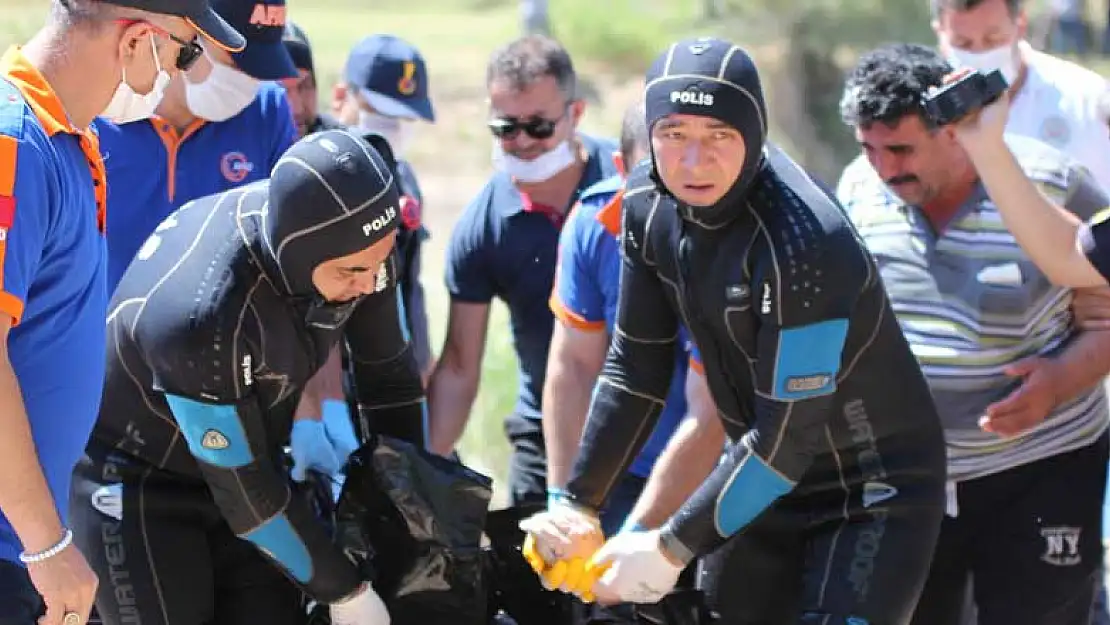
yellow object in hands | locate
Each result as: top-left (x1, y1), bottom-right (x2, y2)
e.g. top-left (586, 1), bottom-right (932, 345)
top-left (522, 535), bottom-right (597, 596)
top-left (522, 534), bottom-right (545, 574)
top-left (541, 559), bottom-right (568, 589)
top-left (580, 555), bottom-right (612, 596)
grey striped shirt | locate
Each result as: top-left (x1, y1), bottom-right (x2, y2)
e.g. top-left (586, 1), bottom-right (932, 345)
top-left (838, 134), bottom-right (1109, 482)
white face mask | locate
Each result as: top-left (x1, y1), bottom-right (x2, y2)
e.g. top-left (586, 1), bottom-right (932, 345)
top-left (356, 110), bottom-right (413, 157)
top-left (184, 52), bottom-right (261, 122)
top-left (947, 43), bottom-right (1019, 86)
top-left (491, 140), bottom-right (576, 183)
top-left (102, 34), bottom-right (170, 124)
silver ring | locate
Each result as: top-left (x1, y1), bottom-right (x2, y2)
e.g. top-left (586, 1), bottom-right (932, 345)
top-left (63, 612), bottom-right (82, 625)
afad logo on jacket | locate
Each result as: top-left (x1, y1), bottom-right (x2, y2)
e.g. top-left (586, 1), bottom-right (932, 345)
top-left (221, 152), bottom-right (255, 184)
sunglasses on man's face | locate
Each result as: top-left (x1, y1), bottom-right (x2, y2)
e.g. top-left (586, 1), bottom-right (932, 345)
top-left (115, 19), bottom-right (204, 71)
top-left (488, 103), bottom-right (574, 141)
top-left (487, 115), bottom-right (560, 140)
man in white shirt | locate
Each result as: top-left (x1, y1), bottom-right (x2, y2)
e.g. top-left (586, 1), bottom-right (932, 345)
top-left (934, 0), bottom-right (1110, 192)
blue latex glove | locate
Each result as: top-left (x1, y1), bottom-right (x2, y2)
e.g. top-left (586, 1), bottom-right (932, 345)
top-left (290, 418), bottom-right (344, 483)
top-left (322, 399), bottom-right (359, 459)
top-left (322, 398), bottom-right (359, 501)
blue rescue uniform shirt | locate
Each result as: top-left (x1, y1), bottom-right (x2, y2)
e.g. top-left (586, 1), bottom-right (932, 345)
top-left (0, 47), bottom-right (108, 563)
top-left (95, 82), bottom-right (295, 291)
top-left (551, 175), bottom-right (689, 478)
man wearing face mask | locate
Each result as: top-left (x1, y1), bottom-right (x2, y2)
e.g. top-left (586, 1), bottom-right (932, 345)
top-left (519, 37), bottom-right (947, 623)
top-left (0, 0), bottom-right (242, 623)
top-left (69, 129), bottom-right (417, 625)
top-left (934, 0), bottom-right (1110, 192)
top-left (282, 33), bottom-right (436, 489)
top-left (425, 35), bottom-right (618, 510)
top-left (95, 0), bottom-right (299, 293)
top-left (331, 35), bottom-right (435, 384)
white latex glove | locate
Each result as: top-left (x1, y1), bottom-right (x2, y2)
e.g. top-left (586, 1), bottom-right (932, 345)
top-left (330, 582), bottom-right (390, 625)
top-left (590, 530), bottom-right (685, 605)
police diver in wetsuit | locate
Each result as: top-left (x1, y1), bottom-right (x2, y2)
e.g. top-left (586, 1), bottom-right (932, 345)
top-left (520, 37), bottom-right (948, 625)
top-left (70, 129), bottom-right (417, 625)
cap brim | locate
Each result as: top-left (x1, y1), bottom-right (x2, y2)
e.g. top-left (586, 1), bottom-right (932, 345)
top-left (232, 41), bottom-right (300, 81)
top-left (361, 90), bottom-right (435, 122)
top-left (186, 7), bottom-right (246, 53)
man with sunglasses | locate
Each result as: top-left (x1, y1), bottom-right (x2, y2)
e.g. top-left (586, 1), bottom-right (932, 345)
top-left (425, 35), bottom-right (618, 510)
top-left (0, 1), bottom-right (242, 623)
top-left (95, 0), bottom-right (299, 294)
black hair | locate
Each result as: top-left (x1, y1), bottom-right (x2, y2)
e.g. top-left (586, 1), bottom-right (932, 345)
top-left (839, 42), bottom-right (952, 130)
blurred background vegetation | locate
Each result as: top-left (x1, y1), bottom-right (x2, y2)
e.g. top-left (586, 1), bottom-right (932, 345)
top-left (1, 0), bottom-right (1106, 505)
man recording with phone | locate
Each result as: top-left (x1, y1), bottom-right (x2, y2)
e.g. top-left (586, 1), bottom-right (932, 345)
top-left (837, 43), bottom-right (1110, 625)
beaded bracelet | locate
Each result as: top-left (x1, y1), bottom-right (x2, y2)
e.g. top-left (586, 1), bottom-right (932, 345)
top-left (19, 528), bottom-right (73, 564)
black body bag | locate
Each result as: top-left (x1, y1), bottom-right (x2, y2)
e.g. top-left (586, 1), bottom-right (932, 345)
top-left (334, 435), bottom-right (493, 625)
top-left (482, 504), bottom-right (579, 625)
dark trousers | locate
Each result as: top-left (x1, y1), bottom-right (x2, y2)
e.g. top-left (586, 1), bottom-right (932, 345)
top-left (0, 559), bottom-right (44, 625)
top-left (911, 434), bottom-right (1109, 625)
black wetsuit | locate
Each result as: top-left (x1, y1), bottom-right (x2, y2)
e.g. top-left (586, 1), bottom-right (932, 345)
top-left (564, 39), bottom-right (948, 625)
top-left (70, 131), bottom-right (422, 625)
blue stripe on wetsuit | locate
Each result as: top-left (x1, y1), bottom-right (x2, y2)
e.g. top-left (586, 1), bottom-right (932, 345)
top-left (715, 319), bottom-right (849, 534)
top-left (771, 319), bottom-right (848, 400)
top-left (164, 394), bottom-right (314, 582)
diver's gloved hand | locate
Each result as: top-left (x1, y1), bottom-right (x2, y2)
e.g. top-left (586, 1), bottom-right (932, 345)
top-left (290, 418), bottom-right (346, 482)
top-left (589, 529), bottom-right (685, 605)
top-left (330, 581), bottom-right (390, 625)
top-left (322, 399), bottom-right (360, 459)
top-left (519, 488), bottom-right (606, 599)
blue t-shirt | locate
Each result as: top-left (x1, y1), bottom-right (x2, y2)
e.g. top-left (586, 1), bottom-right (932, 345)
top-left (445, 135), bottom-right (619, 421)
top-left (550, 175), bottom-right (688, 478)
top-left (96, 82), bottom-right (296, 291)
top-left (0, 48), bottom-right (108, 563)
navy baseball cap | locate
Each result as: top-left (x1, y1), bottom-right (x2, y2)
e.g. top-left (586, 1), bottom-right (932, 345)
top-left (212, 0), bottom-right (298, 81)
top-left (283, 21), bottom-right (314, 77)
top-left (101, 0), bottom-right (245, 52)
top-left (344, 35), bottom-right (435, 122)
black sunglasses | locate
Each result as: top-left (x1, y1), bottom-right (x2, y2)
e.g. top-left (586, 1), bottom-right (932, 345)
top-left (487, 104), bottom-right (571, 140)
top-left (116, 19), bottom-right (204, 72)
top-left (487, 116), bottom-right (559, 140)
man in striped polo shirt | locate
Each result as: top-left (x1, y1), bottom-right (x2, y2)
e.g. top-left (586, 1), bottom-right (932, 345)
top-left (838, 43), bottom-right (1110, 625)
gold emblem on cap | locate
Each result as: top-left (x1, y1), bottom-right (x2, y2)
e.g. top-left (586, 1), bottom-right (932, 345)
top-left (398, 61), bottom-right (417, 96)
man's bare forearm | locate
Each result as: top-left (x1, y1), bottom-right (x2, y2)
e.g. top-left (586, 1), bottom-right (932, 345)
top-left (967, 138), bottom-right (1103, 288)
top-left (1051, 324), bottom-right (1110, 403)
top-left (0, 352), bottom-right (65, 553)
top-left (542, 363), bottom-right (596, 489)
top-left (623, 412), bottom-right (725, 530)
top-left (426, 364), bottom-right (479, 456)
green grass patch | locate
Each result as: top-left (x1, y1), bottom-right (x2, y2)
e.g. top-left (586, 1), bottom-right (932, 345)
top-left (551, 0), bottom-right (707, 73)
